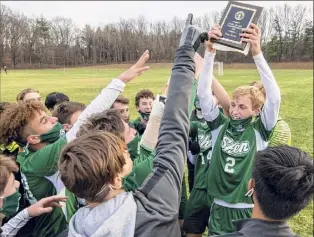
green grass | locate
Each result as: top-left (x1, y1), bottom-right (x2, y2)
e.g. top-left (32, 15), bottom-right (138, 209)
top-left (0, 65), bottom-right (313, 236)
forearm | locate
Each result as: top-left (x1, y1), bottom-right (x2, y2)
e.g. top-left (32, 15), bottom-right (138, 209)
top-left (140, 100), bottom-right (164, 151)
top-left (1, 209), bottom-right (32, 237)
top-left (197, 51), bottom-right (219, 121)
top-left (212, 76), bottom-right (231, 114)
top-left (254, 53), bottom-right (281, 130)
top-left (154, 45), bottom-right (195, 182)
top-left (66, 79), bottom-right (125, 142)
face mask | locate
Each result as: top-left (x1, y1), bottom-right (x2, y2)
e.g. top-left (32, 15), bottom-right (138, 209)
top-left (0, 190), bottom-right (21, 217)
top-left (139, 111), bottom-right (150, 122)
top-left (127, 135), bottom-right (141, 160)
top-left (245, 187), bottom-right (255, 204)
top-left (39, 122), bottom-right (65, 144)
top-left (194, 96), bottom-right (201, 110)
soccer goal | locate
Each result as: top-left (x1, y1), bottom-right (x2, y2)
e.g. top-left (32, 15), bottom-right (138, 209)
top-left (214, 61), bottom-right (224, 76)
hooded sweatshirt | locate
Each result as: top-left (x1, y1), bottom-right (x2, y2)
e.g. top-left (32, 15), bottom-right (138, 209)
top-left (68, 192), bottom-right (136, 237)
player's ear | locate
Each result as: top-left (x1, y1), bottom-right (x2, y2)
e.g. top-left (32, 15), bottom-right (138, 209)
top-left (254, 108), bottom-right (261, 116)
top-left (247, 179), bottom-right (255, 191)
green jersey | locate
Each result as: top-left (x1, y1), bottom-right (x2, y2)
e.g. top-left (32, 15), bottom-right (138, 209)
top-left (127, 134), bottom-right (141, 160)
top-left (207, 112), bottom-right (272, 204)
top-left (124, 144), bottom-right (155, 191)
top-left (17, 138), bottom-right (78, 237)
top-left (190, 120), bottom-right (212, 189)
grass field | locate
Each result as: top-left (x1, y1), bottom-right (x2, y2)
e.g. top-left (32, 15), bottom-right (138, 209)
top-left (0, 64), bottom-right (313, 236)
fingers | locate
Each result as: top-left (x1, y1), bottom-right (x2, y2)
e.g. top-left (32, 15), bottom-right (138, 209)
top-left (161, 83), bottom-right (168, 96)
top-left (212, 24), bottom-right (221, 31)
top-left (50, 202), bottom-right (63, 208)
top-left (240, 33), bottom-right (258, 41)
top-left (139, 50), bottom-right (149, 61)
top-left (41, 207), bottom-right (53, 214)
top-left (185, 13), bottom-right (193, 26)
top-left (250, 23), bottom-right (260, 35)
top-left (132, 50), bottom-right (150, 69)
top-left (135, 66), bottom-right (150, 76)
top-left (208, 29), bottom-right (222, 40)
top-left (39, 195), bottom-right (67, 207)
top-left (240, 38), bottom-right (253, 44)
top-left (242, 28), bottom-right (258, 36)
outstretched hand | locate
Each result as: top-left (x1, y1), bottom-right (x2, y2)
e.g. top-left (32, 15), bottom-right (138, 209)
top-left (179, 13), bottom-right (208, 51)
top-left (240, 23), bottom-right (261, 56)
top-left (118, 50), bottom-right (150, 83)
top-left (161, 83), bottom-right (168, 96)
top-left (27, 195), bottom-right (68, 217)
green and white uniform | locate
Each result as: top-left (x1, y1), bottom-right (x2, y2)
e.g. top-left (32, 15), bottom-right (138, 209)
top-left (127, 134), bottom-right (141, 160)
top-left (17, 137), bottom-right (74, 237)
top-left (17, 79), bottom-right (127, 237)
top-left (197, 51), bottom-right (281, 235)
top-left (124, 145), bottom-right (155, 191)
top-left (183, 119), bottom-right (213, 234)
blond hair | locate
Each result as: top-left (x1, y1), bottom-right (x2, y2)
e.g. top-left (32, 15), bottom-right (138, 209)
top-left (232, 86), bottom-right (265, 110)
top-left (248, 81), bottom-right (266, 98)
top-left (16, 88), bottom-right (39, 102)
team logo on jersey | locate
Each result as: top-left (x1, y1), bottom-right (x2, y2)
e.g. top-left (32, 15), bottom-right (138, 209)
top-left (221, 135), bottom-right (250, 157)
top-left (198, 132), bottom-right (212, 151)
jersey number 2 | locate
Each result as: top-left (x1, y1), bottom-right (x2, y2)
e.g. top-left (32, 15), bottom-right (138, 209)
top-left (224, 157), bottom-right (235, 174)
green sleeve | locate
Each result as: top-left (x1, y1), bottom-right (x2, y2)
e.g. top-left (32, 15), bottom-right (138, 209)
top-left (124, 154), bottom-right (154, 192)
top-left (18, 138), bottom-right (67, 177)
top-left (133, 145), bottom-right (154, 166)
top-left (65, 189), bottom-right (79, 222)
top-left (124, 146), bottom-right (155, 191)
top-left (253, 117), bottom-right (273, 141)
top-left (188, 79), bottom-right (198, 117)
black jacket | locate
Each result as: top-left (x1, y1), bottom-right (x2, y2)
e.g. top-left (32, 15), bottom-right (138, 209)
top-left (218, 219), bottom-right (298, 237)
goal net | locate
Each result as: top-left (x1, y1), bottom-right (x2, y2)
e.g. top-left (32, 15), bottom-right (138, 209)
top-left (214, 61), bottom-right (224, 76)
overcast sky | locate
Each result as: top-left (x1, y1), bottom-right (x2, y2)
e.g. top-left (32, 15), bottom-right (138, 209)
top-left (3, 1), bottom-right (313, 28)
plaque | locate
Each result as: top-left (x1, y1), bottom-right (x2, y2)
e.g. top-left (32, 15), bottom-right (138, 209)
top-left (212, 1), bottom-right (263, 53)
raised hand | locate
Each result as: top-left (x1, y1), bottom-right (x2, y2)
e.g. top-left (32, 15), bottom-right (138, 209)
top-left (118, 50), bottom-right (150, 83)
top-left (161, 83), bottom-right (168, 97)
top-left (27, 195), bottom-right (68, 217)
top-left (240, 23), bottom-right (261, 56)
top-left (206, 25), bottom-right (222, 53)
top-left (179, 13), bottom-right (208, 51)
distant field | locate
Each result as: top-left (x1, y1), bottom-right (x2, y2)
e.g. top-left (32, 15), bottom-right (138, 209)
top-left (0, 65), bottom-right (313, 236)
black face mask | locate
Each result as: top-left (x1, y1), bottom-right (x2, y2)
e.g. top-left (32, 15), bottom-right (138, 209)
top-left (139, 111), bottom-right (150, 122)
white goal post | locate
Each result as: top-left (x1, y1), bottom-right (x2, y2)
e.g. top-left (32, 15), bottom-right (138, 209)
top-left (214, 61), bottom-right (224, 76)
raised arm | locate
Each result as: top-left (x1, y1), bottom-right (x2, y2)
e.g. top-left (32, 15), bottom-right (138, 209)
top-left (197, 26), bottom-right (222, 122)
top-left (66, 51), bottom-right (150, 142)
top-left (212, 76), bottom-right (231, 115)
top-left (134, 14), bottom-right (208, 217)
top-left (254, 53), bottom-right (281, 130)
top-left (241, 23), bottom-right (281, 131)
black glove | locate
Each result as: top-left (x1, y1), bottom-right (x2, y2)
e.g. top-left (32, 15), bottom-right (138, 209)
top-left (179, 13), bottom-right (209, 52)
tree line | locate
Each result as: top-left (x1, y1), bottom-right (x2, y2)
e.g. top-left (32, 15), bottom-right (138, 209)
top-left (0, 3), bottom-right (313, 68)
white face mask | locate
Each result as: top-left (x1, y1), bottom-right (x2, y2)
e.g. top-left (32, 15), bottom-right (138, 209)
top-left (196, 110), bottom-right (203, 119)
